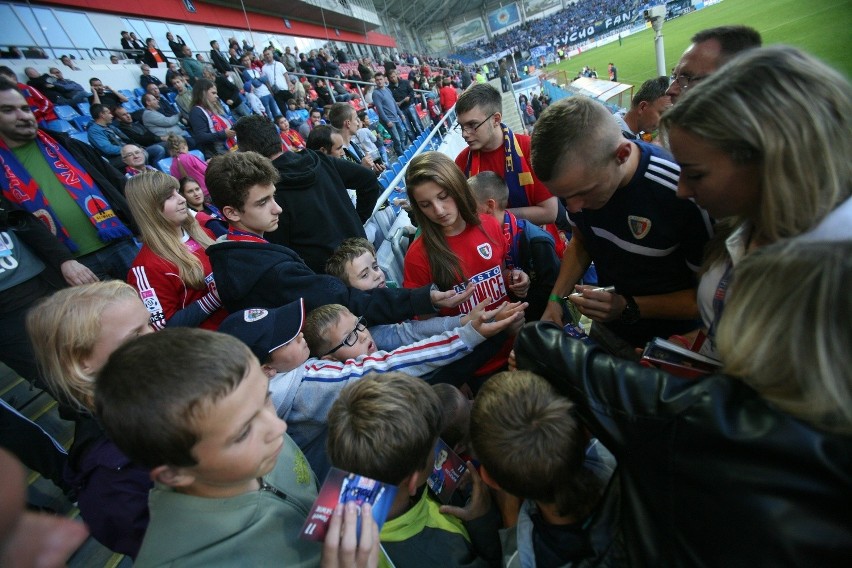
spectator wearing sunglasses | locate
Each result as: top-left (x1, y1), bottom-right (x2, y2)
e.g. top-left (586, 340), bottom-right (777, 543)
top-left (219, 298), bottom-right (523, 479)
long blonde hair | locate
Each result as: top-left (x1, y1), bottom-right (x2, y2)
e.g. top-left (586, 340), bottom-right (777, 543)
top-left (661, 46), bottom-right (851, 245)
top-left (405, 151), bottom-right (485, 291)
top-left (125, 171), bottom-right (214, 288)
top-left (717, 239), bottom-right (852, 435)
top-left (26, 282), bottom-right (140, 412)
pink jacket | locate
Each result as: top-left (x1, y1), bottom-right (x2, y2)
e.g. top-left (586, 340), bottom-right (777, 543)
top-left (170, 152), bottom-right (209, 196)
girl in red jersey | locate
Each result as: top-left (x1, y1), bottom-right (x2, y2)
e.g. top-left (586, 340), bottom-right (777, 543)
top-left (125, 171), bottom-right (226, 330)
top-left (403, 151), bottom-right (529, 376)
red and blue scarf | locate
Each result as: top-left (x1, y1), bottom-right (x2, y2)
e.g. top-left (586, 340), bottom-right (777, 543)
top-left (464, 123), bottom-right (535, 208)
top-left (199, 107), bottom-right (236, 150)
top-left (0, 131), bottom-right (132, 252)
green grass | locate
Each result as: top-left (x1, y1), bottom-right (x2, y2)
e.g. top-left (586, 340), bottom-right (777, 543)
top-left (549, 0), bottom-right (852, 87)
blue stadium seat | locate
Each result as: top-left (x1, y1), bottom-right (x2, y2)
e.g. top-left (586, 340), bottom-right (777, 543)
top-left (71, 115), bottom-right (92, 132)
top-left (166, 91), bottom-right (177, 104)
top-left (69, 131), bottom-right (90, 144)
top-left (156, 157), bottom-right (173, 173)
top-left (189, 150), bottom-right (205, 161)
top-left (53, 105), bottom-right (80, 120)
top-left (133, 88), bottom-right (146, 98)
top-left (44, 119), bottom-right (77, 133)
top-left (122, 100), bottom-right (142, 112)
top-left (118, 89), bottom-right (135, 101)
top-left (77, 101), bottom-right (91, 117)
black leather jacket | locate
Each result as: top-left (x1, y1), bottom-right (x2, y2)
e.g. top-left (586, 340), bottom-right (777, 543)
top-left (514, 322), bottom-right (852, 567)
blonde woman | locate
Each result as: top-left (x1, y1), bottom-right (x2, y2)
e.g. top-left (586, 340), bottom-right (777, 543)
top-left (513, 239), bottom-right (852, 566)
top-left (125, 171), bottom-right (226, 330)
top-left (661, 45), bottom-right (851, 353)
top-left (27, 281), bottom-right (153, 557)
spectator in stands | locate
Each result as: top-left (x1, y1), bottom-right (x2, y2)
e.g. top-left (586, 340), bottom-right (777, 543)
top-left (166, 32), bottom-right (186, 60)
top-left (144, 83), bottom-right (178, 117)
top-left (141, 93), bottom-right (191, 144)
top-left (60, 54), bottom-right (80, 71)
top-left (202, 67), bottom-right (250, 118)
top-left (179, 45), bottom-right (204, 85)
top-left (355, 111), bottom-right (387, 166)
top-left (121, 30), bottom-right (143, 63)
top-left (178, 175), bottom-right (227, 237)
top-left (530, 95), bottom-right (711, 354)
top-left (209, 40), bottom-right (233, 75)
top-left (139, 64), bottom-right (171, 94)
top-left (327, 102), bottom-right (381, 172)
top-left (48, 66), bottom-right (88, 97)
top-left (439, 78), bottom-right (458, 114)
top-left (89, 103), bottom-right (166, 168)
top-left (306, 125), bottom-right (345, 158)
top-left (112, 104), bottom-right (170, 162)
top-left (387, 69), bottom-right (423, 137)
top-left (298, 108), bottom-right (324, 140)
top-left (109, 55), bottom-right (120, 64)
top-left (662, 45), bottom-right (851, 356)
top-left (120, 143), bottom-right (157, 178)
top-left (167, 133), bottom-right (209, 196)
top-left (372, 72), bottom-right (408, 157)
top-left (0, 66), bottom-right (58, 124)
top-left (241, 54), bottom-right (280, 119)
top-left (235, 114), bottom-right (378, 272)
top-left (188, 78), bottom-right (236, 158)
top-left (313, 78), bottom-right (335, 107)
top-left (169, 75), bottom-right (193, 119)
top-left (24, 66), bottom-right (88, 107)
top-left (667, 25), bottom-right (761, 104)
top-left (274, 115), bottom-right (306, 152)
top-left (125, 171), bottom-right (227, 330)
top-left (88, 77), bottom-right (128, 108)
top-left (0, 81), bottom-right (137, 280)
top-left (262, 47), bottom-right (289, 93)
top-left (26, 281), bottom-right (153, 557)
top-left (142, 37), bottom-right (168, 69)
top-left (515, 237), bottom-right (852, 566)
top-left (455, 84), bottom-right (558, 226)
top-left (164, 61), bottom-right (184, 89)
top-left (614, 76), bottom-right (670, 141)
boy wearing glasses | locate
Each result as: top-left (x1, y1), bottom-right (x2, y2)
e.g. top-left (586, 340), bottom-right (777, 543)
top-left (453, 83), bottom-right (558, 227)
top-left (219, 298), bottom-right (525, 480)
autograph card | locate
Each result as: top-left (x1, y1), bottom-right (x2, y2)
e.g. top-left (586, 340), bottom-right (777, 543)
top-left (299, 467), bottom-right (397, 542)
top-left (426, 438), bottom-right (468, 504)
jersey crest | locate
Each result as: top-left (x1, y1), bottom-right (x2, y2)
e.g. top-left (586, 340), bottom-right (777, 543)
top-left (628, 215), bottom-right (652, 240)
top-left (477, 243), bottom-right (492, 260)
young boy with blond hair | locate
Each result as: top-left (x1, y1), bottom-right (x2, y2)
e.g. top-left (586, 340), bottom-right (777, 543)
top-left (470, 370), bottom-right (622, 567)
top-left (327, 372), bottom-right (501, 566)
top-left (94, 328), bottom-right (379, 567)
top-left (219, 298), bottom-right (524, 480)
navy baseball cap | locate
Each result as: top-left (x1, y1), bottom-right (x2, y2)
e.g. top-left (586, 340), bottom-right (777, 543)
top-left (219, 298), bottom-right (305, 362)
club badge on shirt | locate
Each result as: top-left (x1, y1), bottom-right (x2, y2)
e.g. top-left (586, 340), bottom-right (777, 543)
top-left (628, 215), bottom-right (652, 239)
top-left (477, 243), bottom-right (492, 259)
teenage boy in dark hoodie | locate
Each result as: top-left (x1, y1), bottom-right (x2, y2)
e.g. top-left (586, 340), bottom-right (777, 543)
top-left (205, 150), bottom-right (475, 324)
top-left (233, 114), bottom-right (380, 273)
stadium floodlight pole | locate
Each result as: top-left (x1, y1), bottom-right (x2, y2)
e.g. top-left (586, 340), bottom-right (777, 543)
top-left (644, 5), bottom-right (667, 77)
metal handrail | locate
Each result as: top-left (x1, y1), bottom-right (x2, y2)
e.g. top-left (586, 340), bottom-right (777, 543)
top-left (2, 44), bottom-right (93, 59)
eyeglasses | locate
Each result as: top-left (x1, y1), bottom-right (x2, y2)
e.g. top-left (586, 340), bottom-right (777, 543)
top-left (454, 112), bottom-right (496, 134)
top-left (321, 316), bottom-right (367, 357)
top-left (670, 73), bottom-right (708, 90)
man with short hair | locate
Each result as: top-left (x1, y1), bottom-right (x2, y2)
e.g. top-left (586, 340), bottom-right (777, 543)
top-left (387, 69), bottom-right (422, 137)
top-left (142, 38), bottom-right (168, 69)
top-left (144, 83), bottom-right (177, 117)
top-left (24, 67), bottom-right (87, 107)
top-left (306, 125), bottom-right (345, 159)
top-left (89, 103), bottom-right (165, 168)
top-left (88, 77), bottom-right (128, 108)
top-left (614, 76), bottom-right (671, 140)
top-left (0, 81), bottom-right (138, 280)
top-left (209, 40), bottom-right (233, 74)
top-left (141, 93), bottom-right (188, 140)
top-left (169, 75), bottom-right (193, 119)
top-left (530, 96), bottom-right (712, 353)
top-left (179, 45), bottom-right (204, 84)
top-left (454, 83), bottom-right (558, 226)
top-left (139, 64), bottom-right (172, 94)
top-left (112, 105), bottom-right (169, 152)
top-left (166, 32), bottom-right (186, 60)
top-left (666, 25), bottom-right (761, 104)
top-left (298, 108), bottom-right (324, 140)
top-left (261, 47), bottom-right (288, 93)
top-left (60, 54), bottom-right (80, 71)
top-left (48, 67), bottom-right (87, 98)
top-left (120, 143), bottom-right (157, 177)
top-left (327, 102), bottom-right (382, 172)
top-left (372, 72), bottom-right (408, 157)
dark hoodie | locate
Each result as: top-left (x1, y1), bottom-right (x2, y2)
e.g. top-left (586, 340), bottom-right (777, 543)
top-left (207, 239), bottom-right (436, 324)
top-left (266, 149), bottom-right (379, 273)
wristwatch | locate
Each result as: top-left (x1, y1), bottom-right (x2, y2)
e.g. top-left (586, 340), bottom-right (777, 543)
top-left (620, 294), bottom-right (640, 324)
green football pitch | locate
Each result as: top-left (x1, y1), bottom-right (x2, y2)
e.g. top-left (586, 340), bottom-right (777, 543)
top-left (548, 0), bottom-right (852, 86)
